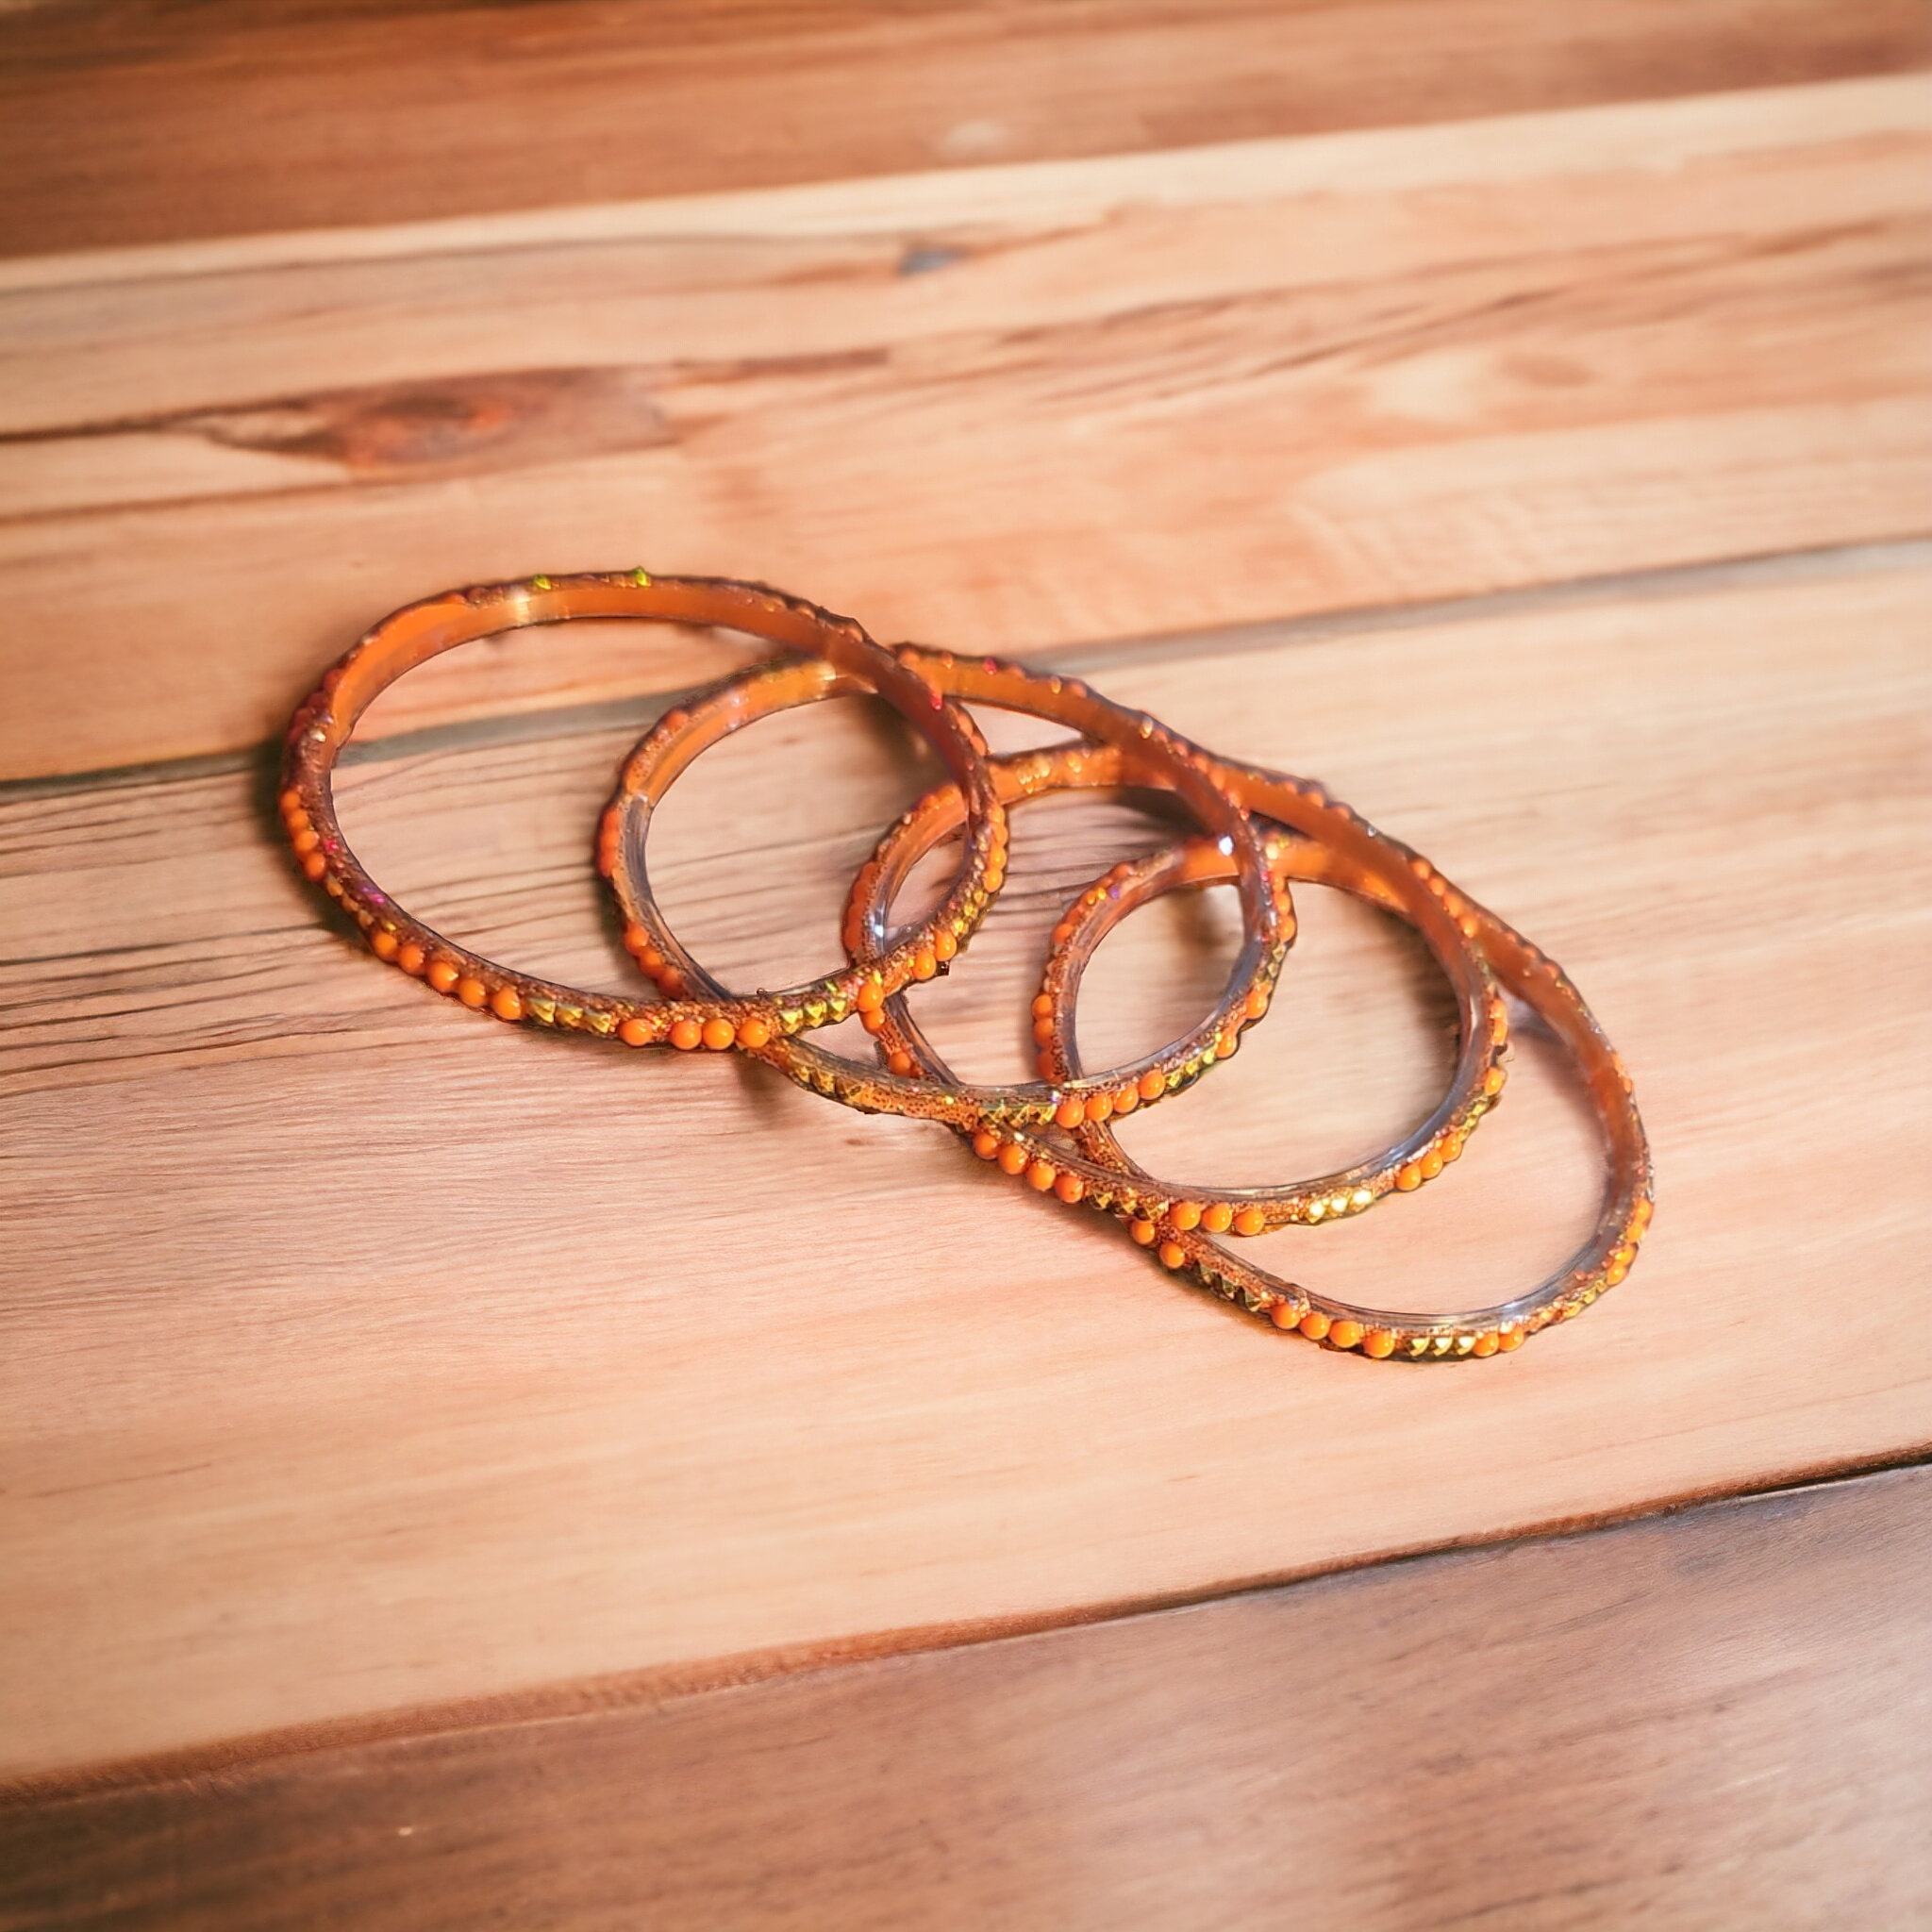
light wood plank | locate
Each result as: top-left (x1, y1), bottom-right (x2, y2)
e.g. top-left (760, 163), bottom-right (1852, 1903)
top-left (2, 558), bottom-right (1926, 1776)
top-left (1, 76), bottom-right (1926, 779)
top-left (4, 0), bottom-right (1924, 257)
top-left (4, 1466), bottom-right (1927, 1929)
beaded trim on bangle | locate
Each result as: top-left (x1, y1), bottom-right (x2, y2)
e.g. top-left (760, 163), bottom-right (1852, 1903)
top-left (834, 735), bottom-right (1506, 1228)
top-left (1022, 826), bottom-right (1650, 1357)
top-left (606, 652), bottom-right (1291, 1130)
top-left (279, 573), bottom-right (1008, 1050)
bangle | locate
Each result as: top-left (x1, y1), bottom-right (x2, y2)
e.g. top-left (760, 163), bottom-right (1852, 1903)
top-left (842, 734), bottom-right (1508, 1230)
top-left (278, 573), bottom-right (1008, 1049)
top-left (1030, 826), bottom-right (1653, 1357)
top-left (605, 647), bottom-right (1292, 1129)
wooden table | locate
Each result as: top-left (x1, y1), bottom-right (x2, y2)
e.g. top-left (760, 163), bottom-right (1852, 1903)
top-left (3, 5), bottom-right (1929, 1924)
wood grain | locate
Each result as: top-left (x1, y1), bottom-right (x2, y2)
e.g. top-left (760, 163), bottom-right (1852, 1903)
top-left (6, 13), bottom-right (1932, 1907)
top-left (6, 1464), bottom-right (1927, 1930)
top-left (4, 0), bottom-right (1925, 258)
top-left (3, 555), bottom-right (1927, 1777)
top-left (2, 74), bottom-right (1927, 779)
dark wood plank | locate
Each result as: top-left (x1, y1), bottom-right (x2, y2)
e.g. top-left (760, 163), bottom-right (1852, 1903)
top-left (3, 0), bottom-right (1925, 258)
top-left (6, 1463), bottom-right (1927, 1930)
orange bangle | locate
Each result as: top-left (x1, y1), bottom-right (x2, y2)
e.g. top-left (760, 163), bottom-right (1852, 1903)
top-left (605, 647), bottom-right (1292, 1130)
top-left (1029, 826), bottom-right (1653, 1357)
top-left (278, 573), bottom-right (1009, 1050)
top-left (844, 737), bottom-right (1507, 1231)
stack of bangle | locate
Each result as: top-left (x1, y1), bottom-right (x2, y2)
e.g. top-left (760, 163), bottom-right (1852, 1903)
top-left (282, 572), bottom-right (1652, 1359)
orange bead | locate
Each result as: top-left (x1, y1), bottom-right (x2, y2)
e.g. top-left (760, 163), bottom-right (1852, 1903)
top-left (291, 827), bottom-right (320, 855)
top-left (1025, 1158), bottom-right (1058, 1192)
top-left (1244, 986), bottom-right (1270, 1020)
top-left (622, 923), bottom-right (650, 957)
top-left (1169, 1202), bottom-right (1201, 1232)
top-left (490, 986), bottom-right (524, 1022)
top-left (284, 807), bottom-right (310, 834)
top-left (370, 928), bottom-right (399, 961)
top-left (933, 929), bottom-right (958, 962)
top-left (1362, 1329), bottom-right (1397, 1358)
top-left (1484, 1066), bottom-right (1507, 1096)
top-left (1497, 1329), bottom-right (1524, 1352)
top-left (302, 852), bottom-right (327, 881)
top-left (426, 959), bottom-right (460, 993)
top-left (911, 949), bottom-right (938, 981)
top-left (972, 1129), bottom-right (1001, 1160)
top-left (1328, 1320), bottom-right (1364, 1350)
top-left (1033, 1017), bottom-right (1057, 1045)
top-left (701, 1017), bottom-right (737, 1051)
top-left (888, 1050), bottom-right (914, 1076)
top-left (456, 977), bottom-right (489, 1008)
top-left (669, 1019), bottom-right (704, 1050)
top-left (1055, 1097), bottom-right (1086, 1129)
top-left (1420, 1149), bottom-right (1444, 1180)
top-left (855, 979), bottom-right (884, 1013)
top-left (398, 942), bottom-right (426, 976)
top-left (1269, 1302), bottom-right (1300, 1330)
top-left (1472, 1332), bottom-right (1500, 1357)
top-left (1605, 1262), bottom-right (1628, 1287)
top-left (1201, 1203), bottom-right (1233, 1235)
top-left (277, 788), bottom-right (302, 813)
top-left (618, 1017), bottom-right (652, 1046)
top-left (1128, 1218), bottom-right (1158, 1246)
top-left (1031, 993), bottom-right (1055, 1019)
top-left (859, 1007), bottom-right (888, 1036)
top-left (1298, 1310), bottom-right (1331, 1341)
top-left (1157, 1241), bottom-right (1186, 1270)
top-left (1083, 1092), bottom-right (1112, 1124)
top-left (1138, 1069), bottom-right (1166, 1102)
top-left (1395, 1164), bottom-right (1423, 1191)
top-left (1112, 1085), bottom-right (1139, 1116)
top-left (1233, 1207), bottom-right (1266, 1237)
top-left (737, 1018), bottom-right (772, 1050)
top-left (997, 1142), bottom-right (1030, 1176)
top-left (1054, 1172), bottom-right (1085, 1204)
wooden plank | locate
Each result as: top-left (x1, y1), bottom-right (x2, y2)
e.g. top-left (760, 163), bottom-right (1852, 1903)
top-left (1, 75), bottom-right (1927, 778)
top-left (5, 1463), bottom-right (1927, 1929)
top-left (2, 557), bottom-right (1926, 1777)
top-left (3, 0), bottom-right (1924, 258)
